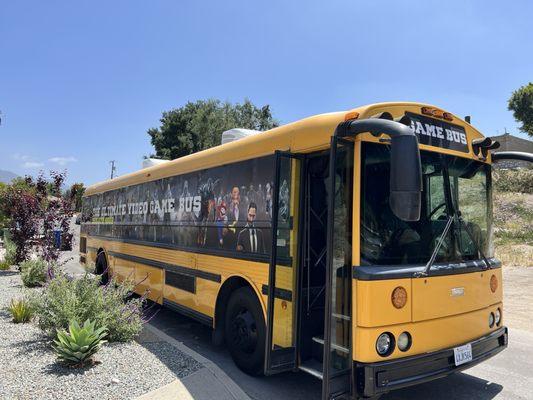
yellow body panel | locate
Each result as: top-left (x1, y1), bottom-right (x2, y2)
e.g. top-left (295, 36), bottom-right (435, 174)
top-left (412, 269), bottom-right (503, 321)
top-left (355, 302), bottom-right (503, 363)
top-left (85, 237), bottom-right (294, 346)
top-left (356, 279), bottom-right (412, 327)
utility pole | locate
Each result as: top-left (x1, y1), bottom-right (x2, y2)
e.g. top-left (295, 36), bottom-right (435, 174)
top-left (109, 160), bottom-right (116, 179)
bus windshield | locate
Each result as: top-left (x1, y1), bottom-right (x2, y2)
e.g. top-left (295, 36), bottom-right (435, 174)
top-left (361, 142), bottom-right (493, 266)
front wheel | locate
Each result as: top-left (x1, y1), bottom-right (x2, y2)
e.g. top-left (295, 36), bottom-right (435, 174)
top-left (225, 287), bottom-right (265, 375)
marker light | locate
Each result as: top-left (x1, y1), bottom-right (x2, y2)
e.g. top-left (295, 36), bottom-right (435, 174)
top-left (421, 106), bottom-right (435, 117)
top-left (490, 275), bottom-right (498, 293)
top-left (344, 111), bottom-right (359, 121)
top-left (495, 308), bottom-right (501, 326)
top-left (420, 107), bottom-right (453, 121)
top-left (489, 312), bottom-right (495, 328)
top-left (391, 286), bottom-right (408, 309)
top-left (442, 112), bottom-right (454, 121)
top-left (397, 332), bottom-right (412, 352)
top-left (376, 333), bottom-right (394, 356)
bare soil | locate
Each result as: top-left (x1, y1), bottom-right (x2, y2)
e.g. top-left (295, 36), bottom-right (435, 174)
top-left (503, 266), bottom-right (533, 332)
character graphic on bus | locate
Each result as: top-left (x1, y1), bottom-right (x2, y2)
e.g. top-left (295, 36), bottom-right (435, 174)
top-left (216, 201), bottom-right (228, 246)
top-left (236, 202), bottom-right (265, 253)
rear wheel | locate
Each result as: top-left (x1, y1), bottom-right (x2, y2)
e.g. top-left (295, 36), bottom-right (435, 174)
top-left (225, 287), bottom-right (265, 375)
top-left (95, 252), bottom-right (109, 285)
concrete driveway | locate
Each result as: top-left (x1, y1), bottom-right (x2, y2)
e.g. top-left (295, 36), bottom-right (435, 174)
top-left (147, 265), bottom-right (533, 400)
top-left (149, 307), bottom-right (531, 400)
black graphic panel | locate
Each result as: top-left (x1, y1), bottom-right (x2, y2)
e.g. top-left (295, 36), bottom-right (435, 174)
top-left (406, 112), bottom-right (469, 153)
top-left (82, 155), bottom-right (276, 257)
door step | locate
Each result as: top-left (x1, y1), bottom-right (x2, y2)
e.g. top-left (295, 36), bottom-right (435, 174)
top-left (312, 335), bottom-right (350, 354)
top-left (299, 358), bottom-right (323, 380)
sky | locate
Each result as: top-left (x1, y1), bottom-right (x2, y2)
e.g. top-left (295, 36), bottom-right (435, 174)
top-left (1, 0), bottom-right (532, 186)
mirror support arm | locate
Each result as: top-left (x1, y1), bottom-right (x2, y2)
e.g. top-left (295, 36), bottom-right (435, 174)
top-left (492, 151), bottom-right (533, 163)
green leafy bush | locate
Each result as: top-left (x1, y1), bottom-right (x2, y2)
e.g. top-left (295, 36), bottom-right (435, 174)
top-left (53, 319), bottom-right (107, 367)
top-left (0, 260), bottom-right (10, 270)
top-left (1, 240), bottom-right (17, 268)
top-left (494, 169), bottom-right (533, 194)
top-left (20, 258), bottom-right (48, 287)
top-left (32, 274), bottom-right (144, 342)
top-left (8, 298), bottom-right (34, 323)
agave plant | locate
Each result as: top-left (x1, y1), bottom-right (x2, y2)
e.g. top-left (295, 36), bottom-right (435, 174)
top-left (53, 319), bottom-right (107, 367)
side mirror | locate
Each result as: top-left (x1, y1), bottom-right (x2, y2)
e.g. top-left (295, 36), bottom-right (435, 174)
top-left (335, 117), bottom-right (423, 221)
top-left (389, 135), bottom-right (422, 221)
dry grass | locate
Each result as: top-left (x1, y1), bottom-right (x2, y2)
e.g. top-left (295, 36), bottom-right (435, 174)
top-left (493, 191), bottom-right (533, 267)
top-left (496, 244), bottom-right (533, 267)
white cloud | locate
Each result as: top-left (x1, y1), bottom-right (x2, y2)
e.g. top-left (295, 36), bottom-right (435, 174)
top-left (13, 153), bottom-right (31, 161)
top-left (23, 161), bottom-right (44, 168)
top-left (48, 156), bottom-right (78, 166)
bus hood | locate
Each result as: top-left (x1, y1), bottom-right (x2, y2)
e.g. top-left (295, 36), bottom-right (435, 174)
top-left (411, 268), bottom-right (503, 322)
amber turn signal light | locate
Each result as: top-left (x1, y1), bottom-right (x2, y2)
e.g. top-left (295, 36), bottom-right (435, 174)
top-left (391, 286), bottom-right (408, 309)
top-left (490, 275), bottom-right (498, 293)
top-left (344, 111), bottom-right (360, 121)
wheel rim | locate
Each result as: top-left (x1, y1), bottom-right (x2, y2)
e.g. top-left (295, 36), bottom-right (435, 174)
top-left (230, 307), bottom-right (258, 354)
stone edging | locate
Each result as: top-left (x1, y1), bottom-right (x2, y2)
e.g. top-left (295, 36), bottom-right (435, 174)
top-left (141, 323), bottom-right (252, 400)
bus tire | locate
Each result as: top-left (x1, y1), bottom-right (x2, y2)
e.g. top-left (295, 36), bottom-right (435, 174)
top-left (225, 287), bottom-right (265, 376)
top-left (95, 252), bottom-right (109, 285)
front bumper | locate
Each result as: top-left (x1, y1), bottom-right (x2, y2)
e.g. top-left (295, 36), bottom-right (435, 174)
top-left (354, 327), bottom-right (508, 398)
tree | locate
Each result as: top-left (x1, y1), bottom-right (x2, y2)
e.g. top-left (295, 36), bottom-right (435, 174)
top-left (1, 171), bottom-right (73, 265)
top-left (508, 82), bottom-right (533, 137)
top-left (148, 98), bottom-right (279, 160)
top-left (65, 183), bottom-right (85, 212)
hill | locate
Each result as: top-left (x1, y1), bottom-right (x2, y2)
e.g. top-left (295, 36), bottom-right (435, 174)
top-left (493, 169), bottom-right (533, 267)
top-left (0, 169), bottom-right (18, 184)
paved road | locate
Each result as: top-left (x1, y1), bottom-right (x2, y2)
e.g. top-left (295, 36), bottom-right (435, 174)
top-left (149, 307), bottom-right (532, 400)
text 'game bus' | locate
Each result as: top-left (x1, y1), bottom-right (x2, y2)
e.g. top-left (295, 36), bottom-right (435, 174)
top-left (80, 102), bottom-right (530, 399)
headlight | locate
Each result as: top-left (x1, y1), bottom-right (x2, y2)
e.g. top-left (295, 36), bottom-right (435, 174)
top-left (376, 333), bottom-right (394, 356)
top-left (397, 332), bottom-right (412, 352)
top-left (495, 308), bottom-right (501, 326)
top-left (489, 312), bottom-right (495, 328)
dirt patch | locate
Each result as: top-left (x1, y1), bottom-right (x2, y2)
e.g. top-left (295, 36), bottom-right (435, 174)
top-left (503, 266), bottom-right (533, 332)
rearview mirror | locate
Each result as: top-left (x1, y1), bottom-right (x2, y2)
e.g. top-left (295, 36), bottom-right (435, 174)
top-left (389, 134), bottom-right (422, 221)
top-left (335, 117), bottom-right (423, 221)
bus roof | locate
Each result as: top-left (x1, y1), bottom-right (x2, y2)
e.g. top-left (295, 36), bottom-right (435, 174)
top-left (85, 102), bottom-right (486, 197)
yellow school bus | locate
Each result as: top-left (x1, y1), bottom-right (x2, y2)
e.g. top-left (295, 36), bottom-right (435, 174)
top-left (80, 102), bottom-right (524, 399)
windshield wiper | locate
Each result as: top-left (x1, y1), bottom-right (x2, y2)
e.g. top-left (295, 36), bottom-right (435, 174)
top-left (414, 215), bottom-right (454, 277)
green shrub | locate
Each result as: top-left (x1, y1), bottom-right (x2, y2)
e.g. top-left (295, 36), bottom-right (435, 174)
top-left (20, 259), bottom-right (48, 287)
top-left (7, 298), bottom-right (34, 323)
top-left (0, 241), bottom-right (16, 270)
top-left (494, 168), bottom-right (533, 194)
top-left (0, 260), bottom-right (10, 270)
top-left (53, 319), bottom-right (107, 367)
top-left (32, 274), bottom-right (144, 342)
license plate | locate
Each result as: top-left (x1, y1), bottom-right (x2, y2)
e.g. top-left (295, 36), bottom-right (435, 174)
top-left (453, 343), bottom-right (473, 366)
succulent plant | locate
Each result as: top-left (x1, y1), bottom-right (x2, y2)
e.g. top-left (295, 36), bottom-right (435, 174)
top-left (8, 298), bottom-right (34, 323)
top-left (53, 319), bottom-right (107, 367)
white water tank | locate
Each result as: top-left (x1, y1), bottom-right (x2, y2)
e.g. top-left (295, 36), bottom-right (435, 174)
top-left (142, 158), bottom-right (170, 169)
top-left (221, 128), bottom-right (263, 144)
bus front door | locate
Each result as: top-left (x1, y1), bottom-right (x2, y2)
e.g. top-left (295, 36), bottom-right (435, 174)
top-left (265, 151), bottom-right (303, 374)
top-left (322, 137), bottom-right (354, 399)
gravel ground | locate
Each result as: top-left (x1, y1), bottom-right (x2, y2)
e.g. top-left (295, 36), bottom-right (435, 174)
top-left (0, 270), bottom-right (202, 400)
